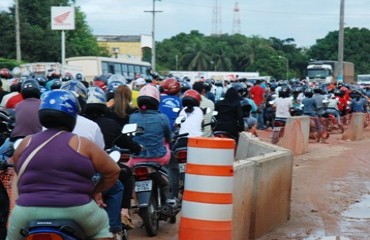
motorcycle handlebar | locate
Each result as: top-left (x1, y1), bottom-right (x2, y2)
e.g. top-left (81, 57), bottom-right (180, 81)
top-left (107, 146), bottom-right (132, 154)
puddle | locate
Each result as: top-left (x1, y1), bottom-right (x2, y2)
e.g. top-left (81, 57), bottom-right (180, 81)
top-left (342, 195), bottom-right (370, 219)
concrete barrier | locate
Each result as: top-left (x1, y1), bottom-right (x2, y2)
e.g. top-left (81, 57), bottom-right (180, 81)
top-left (232, 160), bottom-right (254, 240)
top-left (283, 116), bottom-right (310, 155)
top-left (342, 113), bottom-right (365, 141)
top-left (233, 132), bottom-right (293, 239)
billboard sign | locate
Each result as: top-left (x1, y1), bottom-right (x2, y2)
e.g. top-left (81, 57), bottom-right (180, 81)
top-left (51, 7), bottom-right (75, 30)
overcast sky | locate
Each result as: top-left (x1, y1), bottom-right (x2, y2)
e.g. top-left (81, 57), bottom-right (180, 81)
top-left (1, 0), bottom-right (370, 48)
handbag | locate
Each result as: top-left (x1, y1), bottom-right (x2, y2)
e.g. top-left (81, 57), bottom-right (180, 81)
top-left (14, 131), bottom-right (64, 197)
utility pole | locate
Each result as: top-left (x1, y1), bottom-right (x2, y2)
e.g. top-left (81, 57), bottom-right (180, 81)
top-left (145, 0), bottom-right (162, 71)
top-left (337, 0), bottom-right (345, 84)
top-left (15, 0), bottom-right (21, 61)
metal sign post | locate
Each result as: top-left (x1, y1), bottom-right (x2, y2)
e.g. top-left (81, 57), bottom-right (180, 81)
top-left (51, 6), bottom-right (75, 77)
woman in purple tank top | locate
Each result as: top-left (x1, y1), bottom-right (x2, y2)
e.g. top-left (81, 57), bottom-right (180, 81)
top-left (7, 90), bottom-right (120, 240)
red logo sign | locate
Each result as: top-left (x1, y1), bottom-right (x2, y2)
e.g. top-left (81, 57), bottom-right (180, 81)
top-left (54, 11), bottom-right (70, 24)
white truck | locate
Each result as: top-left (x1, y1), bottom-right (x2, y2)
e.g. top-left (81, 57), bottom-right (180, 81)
top-left (357, 74), bottom-right (370, 86)
top-left (306, 60), bottom-right (355, 84)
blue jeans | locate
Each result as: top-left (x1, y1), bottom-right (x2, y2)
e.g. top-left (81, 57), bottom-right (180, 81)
top-left (0, 138), bottom-right (13, 161)
top-left (256, 105), bottom-right (265, 129)
top-left (103, 180), bottom-right (124, 233)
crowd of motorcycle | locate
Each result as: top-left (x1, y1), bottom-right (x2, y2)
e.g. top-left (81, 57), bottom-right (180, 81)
top-left (0, 66), bottom-right (369, 239)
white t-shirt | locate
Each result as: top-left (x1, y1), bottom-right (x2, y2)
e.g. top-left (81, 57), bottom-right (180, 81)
top-left (274, 97), bottom-right (292, 118)
top-left (179, 107), bottom-right (204, 137)
top-left (73, 115), bottom-right (105, 149)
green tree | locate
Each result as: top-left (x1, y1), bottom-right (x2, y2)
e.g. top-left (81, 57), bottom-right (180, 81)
top-left (307, 27), bottom-right (370, 75)
top-left (155, 31), bottom-right (309, 79)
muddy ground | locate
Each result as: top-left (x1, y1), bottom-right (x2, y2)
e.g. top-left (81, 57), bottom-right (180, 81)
top-left (129, 126), bottom-right (370, 240)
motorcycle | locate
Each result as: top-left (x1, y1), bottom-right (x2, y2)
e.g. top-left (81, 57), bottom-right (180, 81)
top-left (123, 123), bottom-right (183, 237)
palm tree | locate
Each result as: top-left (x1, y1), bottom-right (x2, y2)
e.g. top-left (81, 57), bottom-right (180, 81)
top-left (182, 40), bottom-right (212, 71)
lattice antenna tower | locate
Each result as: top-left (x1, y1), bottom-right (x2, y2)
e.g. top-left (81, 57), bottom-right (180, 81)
top-left (212, 0), bottom-right (223, 36)
top-left (232, 2), bottom-right (241, 34)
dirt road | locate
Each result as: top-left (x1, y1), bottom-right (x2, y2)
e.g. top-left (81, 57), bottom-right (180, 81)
top-left (129, 127), bottom-right (370, 239)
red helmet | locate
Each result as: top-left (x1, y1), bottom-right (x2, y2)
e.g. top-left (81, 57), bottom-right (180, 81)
top-left (161, 78), bottom-right (180, 95)
top-left (182, 89), bottom-right (201, 107)
top-left (0, 68), bottom-right (12, 79)
top-left (93, 80), bottom-right (107, 91)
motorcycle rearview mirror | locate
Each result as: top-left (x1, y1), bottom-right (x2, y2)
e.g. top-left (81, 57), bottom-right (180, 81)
top-left (122, 124), bottom-right (138, 135)
top-left (172, 107), bottom-right (180, 113)
top-left (13, 138), bottom-right (23, 150)
top-left (109, 151), bottom-right (121, 163)
top-left (212, 111), bottom-right (218, 116)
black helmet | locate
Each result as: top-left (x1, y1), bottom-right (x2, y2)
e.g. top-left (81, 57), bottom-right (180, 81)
top-left (292, 87), bottom-right (302, 94)
top-left (39, 90), bottom-right (79, 132)
top-left (180, 81), bottom-right (191, 94)
top-left (75, 73), bottom-right (84, 81)
top-left (313, 85), bottom-right (322, 94)
top-left (349, 89), bottom-right (362, 99)
top-left (21, 78), bottom-right (41, 99)
top-left (304, 88), bottom-right (314, 98)
top-left (334, 89), bottom-right (344, 97)
top-left (50, 79), bottom-right (62, 90)
top-left (34, 75), bottom-right (47, 87)
top-left (231, 83), bottom-right (245, 96)
top-left (279, 86), bottom-right (291, 98)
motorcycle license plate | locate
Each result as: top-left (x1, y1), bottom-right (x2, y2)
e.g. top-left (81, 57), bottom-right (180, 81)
top-left (135, 180), bottom-right (153, 192)
top-left (179, 163), bottom-right (186, 173)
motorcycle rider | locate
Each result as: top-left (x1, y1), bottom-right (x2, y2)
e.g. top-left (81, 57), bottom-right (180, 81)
top-left (0, 79), bottom-right (42, 161)
top-left (7, 89), bottom-right (120, 240)
top-left (178, 89), bottom-right (203, 137)
top-left (271, 86), bottom-right (292, 144)
top-left (323, 94), bottom-right (341, 125)
top-left (192, 81), bottom-right (215, 137)
top-left (302, 87), bottom-right (326, 143)
top-left (159, 77), bottom-right (182, 131)
top-left (127, 85), bottom-right (180, 203)
top-left (131, 78), bottom-right (147, 107)
top-left (213, 87), bottom-right (245, 142)
top-left (349, 89), bottom-right (368, 113)
top-left (85, 87), bottom-right (141, 234)
top-left (312, 86), bottom-right (326, 117)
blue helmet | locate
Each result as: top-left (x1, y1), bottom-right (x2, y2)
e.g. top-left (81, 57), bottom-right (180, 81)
top-left (106, 80), bottom-right (125, 94)
top-left (86, 87), bottom-right (107, 115)
top-left (39, 90), bottom-right (79, 131)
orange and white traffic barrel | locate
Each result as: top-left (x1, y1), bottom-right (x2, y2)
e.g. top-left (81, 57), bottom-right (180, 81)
top-left (179, 137), bottom-right (235, 240)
